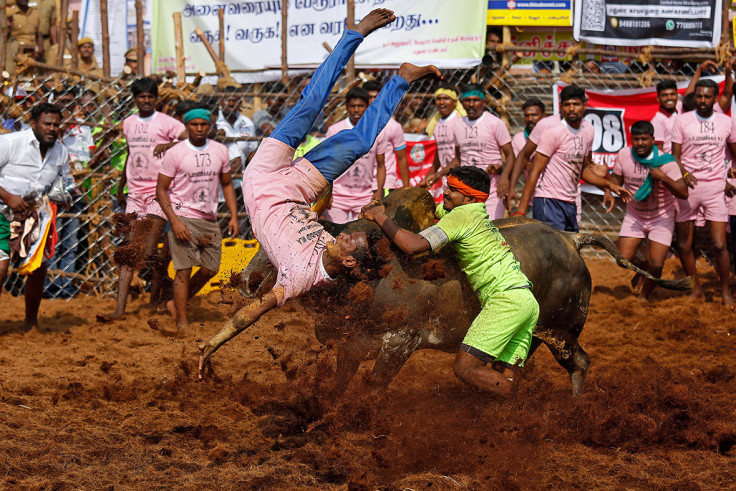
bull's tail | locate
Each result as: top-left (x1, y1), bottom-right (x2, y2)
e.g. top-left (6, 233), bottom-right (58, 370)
top-left (567, 232), bottom-right (694, 291)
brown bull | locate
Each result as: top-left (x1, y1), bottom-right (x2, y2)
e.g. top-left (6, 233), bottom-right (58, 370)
top-left (239, 188), bottom-right (692, 396)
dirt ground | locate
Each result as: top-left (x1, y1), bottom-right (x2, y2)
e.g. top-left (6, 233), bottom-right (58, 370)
top-left (1, 257), bottom-right (735, 490)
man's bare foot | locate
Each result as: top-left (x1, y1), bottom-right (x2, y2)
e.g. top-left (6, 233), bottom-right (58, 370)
top-left (198, 343), bottom-right (215, 380)
top-left (689, 287), bottom-right (706, 302)
top-left (630, 273), bottom-right (642, 292)
top-left (96, 312), bottom-right (124, 323)
top-left (722, 293), bottom-right (735, 312)
top-left (638, 294), bottom-right (653, 305)
top-left (166, 300), bottom-right (176, 319)
top-left (22, 320), bottom-right (38, 332)
top-left (354, 8), bottom-right (395, 37)
top-left (398, 63), bottom-right (443, 83)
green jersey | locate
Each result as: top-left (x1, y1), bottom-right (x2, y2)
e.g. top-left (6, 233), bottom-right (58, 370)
top-left (419, 202), bottom-right (531, 304)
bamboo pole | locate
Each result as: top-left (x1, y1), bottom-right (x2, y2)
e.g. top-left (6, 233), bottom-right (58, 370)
top-left (345, 0), bottom-right (355, 80)
top-left (21, 58), bottom-right (120, 82)
top-left (0, 0), bottom-right (7, 73)
top-left (173, 12), bottom-right (185, 83)
top-left (194, 28), bottom-right (229, 76)
top-left (135, 0), bottom-right (144, 76)
top-left (280, 2), bottom-right (287, 85)
top-left (69, 10), bottom-right (79, 70)
top-left (100, 0), bottom-right (110, 78)
top-left (218, 8), bottom-right (225, 61)
top-left (57, 0), bottom-right (69, 67)
top-left (721, 0), bottom-right (729, 46)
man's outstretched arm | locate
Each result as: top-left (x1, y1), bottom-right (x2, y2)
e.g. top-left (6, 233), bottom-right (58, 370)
top-left (360, 201), bottom-right (430, 254)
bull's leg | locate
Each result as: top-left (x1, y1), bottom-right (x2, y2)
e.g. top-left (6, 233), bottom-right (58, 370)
top-left (538, 330), bottom-right (590, 396)
top-left (370, 328), bottom-right (422, 387)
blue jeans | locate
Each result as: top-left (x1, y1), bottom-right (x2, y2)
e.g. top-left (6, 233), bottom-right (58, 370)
top-left (534, 197), bottom-right (578, 232)
top-left (270, 29), bottom-right (410, 183)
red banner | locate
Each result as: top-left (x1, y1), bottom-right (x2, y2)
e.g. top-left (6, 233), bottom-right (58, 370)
top-left (403, 139), bottom-right (444, 203)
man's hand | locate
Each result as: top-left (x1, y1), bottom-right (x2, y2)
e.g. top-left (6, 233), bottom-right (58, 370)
top-left (726, 182), bottom-right (736, 198)
top-left (486, 163), bottom-right (503, 175)
top-left (6, 194), bottom-right (30, 212)
top-left (683, 172), bottom-right (698, 188)
top-left (697, 60), bottom-right (718, 73)
top-left (116, 189), bottom-right (127, 209)
top-left (649, 167), bottom-right (667, 181)
top-left (153, 142), bottom-right (176, 159)
top-left (360, 200), bottom-right (386, 222)
top-left (496, 176), bottom-right (509, 199)
top-left (171, 218), bottom-right (192, 242)
top-left (728, 167), bottom-right (736, 179)
top-left (505, 188), bottom-right (519, 210)
top-left (424, 172), bottom-right (440, 188)
top-left (228, 216), bottom-right (240, 237)
top-left (602, 189), bottom-right (616, 213)
top-left (371, 190), bottom-right (383, 202)
top-left (609, 184), bottom-right (631, 203)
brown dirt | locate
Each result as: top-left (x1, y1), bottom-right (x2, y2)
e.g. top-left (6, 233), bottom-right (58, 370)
top-left (1, 257), bottom-right (735, 489)
top-left (421, 258), bottom-right (447, 280)
top-left (111, 212), bottom-right (137, 239)
top-left (374, 238), bottom-right (393, 259)
top-left (347, 281), bottom-right (373, 304)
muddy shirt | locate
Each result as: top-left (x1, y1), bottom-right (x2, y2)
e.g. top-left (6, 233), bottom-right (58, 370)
top-left (419, 202), bottom-right (531, 304)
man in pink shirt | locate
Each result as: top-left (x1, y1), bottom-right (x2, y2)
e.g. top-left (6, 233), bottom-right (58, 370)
top-left (603, 121), bottom-right (688, 301)
top-left (516, 85), bottom-right (628, 231)
top-left (156, 108), bottom-right (239, 328)
top-left (97, 78), bottom-right (186, 322)
top-left (322, 87), bottom-right (393, 223)
top-left (419, 83), bottom-right (463, 189)
top-left (363, 80), bottom-right (411, 191)
top-left (651, 80), bottom-right (681, 153)
top-left (671, 79), bottom-right (736, 309)
top-left (197, 9), bottom-right (441, 378)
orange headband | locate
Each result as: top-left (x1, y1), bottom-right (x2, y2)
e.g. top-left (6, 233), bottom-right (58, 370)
top-left (447, 175), bottom-right (489, 202)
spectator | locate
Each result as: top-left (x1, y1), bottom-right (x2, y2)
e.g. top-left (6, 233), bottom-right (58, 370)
top-left (77, 37), bottom-right (103, 78)
top-left (5, 0), bottom-right (43, 75)
top-left (216, 86), bottom-right (256, 173)
top-left (253, 81), bottom-right (286, 136)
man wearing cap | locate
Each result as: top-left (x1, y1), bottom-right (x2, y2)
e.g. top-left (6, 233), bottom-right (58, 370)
top-left (120, 47), bottom-right (138, 77)
top-left (5, 0), bottom-right (43, 75)
top-left (157, 107), bottom-right (239, 328)
top-left (361, 165), bottom-right (539, 397)
top-left (77, 38), bottom-right (103, 78)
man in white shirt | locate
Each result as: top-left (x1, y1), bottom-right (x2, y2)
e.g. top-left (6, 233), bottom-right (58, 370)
top-left (0, 103), bottom-right (71, 330)
top-left (216, 86), bottom-right (257, 174)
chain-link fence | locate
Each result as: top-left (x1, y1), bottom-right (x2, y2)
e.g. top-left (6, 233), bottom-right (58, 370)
top-left (0, 52), bottom-right (729, 298)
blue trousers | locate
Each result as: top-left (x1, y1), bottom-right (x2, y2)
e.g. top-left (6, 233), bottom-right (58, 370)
top-left (270, 30), bottom-right (410, 183)
top-left (534, 197), bottom-right (579, 232)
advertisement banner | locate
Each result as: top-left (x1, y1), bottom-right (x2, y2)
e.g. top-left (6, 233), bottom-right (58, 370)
top-left (574, 0), bottom-right (722, 48)
top-left (487, 0), bottom-right (572, 27)
top-left (511, 28), bottom-right (641, 64)
top-left (152, 0), bottom-right (487, 75)
top-left (552, 77), bottom-right (727, 172)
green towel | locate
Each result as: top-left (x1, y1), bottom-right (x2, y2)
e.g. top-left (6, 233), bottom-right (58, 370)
top-left (630, 147), bottom-right (675, 201)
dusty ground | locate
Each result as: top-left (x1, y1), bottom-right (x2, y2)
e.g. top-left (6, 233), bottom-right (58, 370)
top-left (1, 258), bottom-right (735, 489)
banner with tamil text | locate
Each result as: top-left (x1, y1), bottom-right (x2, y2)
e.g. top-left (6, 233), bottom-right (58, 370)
top-left (152, 0), bottom-right (487, 74)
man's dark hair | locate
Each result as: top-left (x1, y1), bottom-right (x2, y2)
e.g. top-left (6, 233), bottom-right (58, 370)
top-left (630, 120), bottom-right (655, 136)
top-left (694, 78), bottom-right (719, 97)
top-left (656, 80), bottom-right (677, 94)
top-left (522, 98), bottom-right (546, 113)
top-left (175, 100), bottom-right (199, 117)
top-left (131, 77), bottom-right (158, 97)
top-left (559, 85), bottom-right (586, 104)
top-left (362, 80), bottom-right (382, 93)
top-left (461, 83), bottom-right (486, 96)
top-left (448, 166), bottom-right (490, 195)
top-left (345, 87), bottom-right (370, 105)
top-left (197, 96), bottom-right (219, 114)
top-left (263, 81), bottom-right (286, 94)
top-left (682, 92), bottom-right (696, 112)
top-left (53, 84), bottom-right (80, 98)
top-left (31, 102), bottom-right (62, 121)
top-left (437, 82), bottom-right (458, 95)
top-left (222, 86), bottom-right (240, 95)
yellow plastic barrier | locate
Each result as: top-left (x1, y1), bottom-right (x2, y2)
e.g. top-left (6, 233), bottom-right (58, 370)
top-left (166, 238), bottom-right (260, 296)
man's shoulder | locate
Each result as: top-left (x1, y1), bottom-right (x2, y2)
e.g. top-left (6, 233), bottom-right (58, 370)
top-left (326, 118), bottom-right (350, 135)
top-left (208, 139), bottom-right (229, 156)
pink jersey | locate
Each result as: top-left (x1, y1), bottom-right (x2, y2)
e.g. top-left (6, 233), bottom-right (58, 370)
top-left (613, 148), bottom-right (682, 220)
top-left (511, 131), bottom-right (527, 157)
top-left (381, 118), bottom-right (407, 189)
top-left (671, 111), bottom-right (735, 182)
top-left (528, 115), bottom-right (562, 146)
top-left (535, 119), bottom-right (595, 203)
top-left (651, 108), bottom-right (678, 154)
top-left (123, 112), bottom-right (185, 195)
top-left (433, 112), bottom-right (458, 168)
top-left (242, 138), bottom-right (333, 306)
top-left (328, 118), bottom-right (392, 213)
top-left (159, 139), bottom-right (230, 220)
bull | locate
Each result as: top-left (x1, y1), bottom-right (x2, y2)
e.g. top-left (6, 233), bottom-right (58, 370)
top-left (238, 188), bottom-right (692, 396)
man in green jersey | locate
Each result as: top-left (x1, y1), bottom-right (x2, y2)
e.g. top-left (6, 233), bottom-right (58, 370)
top-left (361, 166), bottom-right (539, 396)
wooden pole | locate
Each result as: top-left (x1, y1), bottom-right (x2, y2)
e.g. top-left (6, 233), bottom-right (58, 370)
top-left (280, 2), bottom-right (287, 85)
top-left (194, 28), bottom-right (229, 76)
top-left (70, 10), bottom-right (79, 70)
top-left (100, 0), bottom-right (110, 78)
top-left (0, 0), bottom-right (7, 73)
top-left (57, 0), bottom-right (69, 67)
top-left (218, 8), bottom-right (225, 61)
top-left (22, 59), bottom-right (120, 82)
top-left (135, 0), bottom-right (145, 76)
top-left (345, 0), bottom-right (355, 80)
top-left (722, 0), bottom-right (730, 45)
top-left (173, 12), bottom-right (186, 84)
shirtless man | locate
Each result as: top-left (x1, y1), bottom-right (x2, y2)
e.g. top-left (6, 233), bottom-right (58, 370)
top-left (198, 9), bottom-right (441, 378)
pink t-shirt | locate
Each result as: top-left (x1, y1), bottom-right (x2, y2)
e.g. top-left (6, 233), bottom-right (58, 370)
top-left (242, 138), bottom-right (333, 306)
top-left (433, 112), bottom-right (458, 168)
top-left (123, 111), bottom-right (185, 195)
top-left (535, 119), bottom-right (595, 203)
top-left (613, 148), bottom-right (682, 220)
top-left (328, 118), bottom-right (392, 213)
top-left (381, 118), bottom-right (407, 189)
top-left (671, 111), bottom-right (736, 182)
top-left (511, 131), bottom-right (527, 157)
top-left (651, 108), bottom-right (678, 154)
top-left (159, 139), bottom-right (230, 220)
top-left (528, 115), bottom-right (562, 146)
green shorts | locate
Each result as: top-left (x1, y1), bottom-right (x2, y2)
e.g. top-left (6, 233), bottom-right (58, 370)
top-left (460, 287), bottom-right (539, 368)
top-left (0, 213), bottom-right (10, 261)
